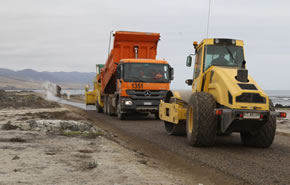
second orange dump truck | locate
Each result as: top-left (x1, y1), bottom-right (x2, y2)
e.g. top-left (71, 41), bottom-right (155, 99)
top-left (85, 31), bottom-right (173, 120)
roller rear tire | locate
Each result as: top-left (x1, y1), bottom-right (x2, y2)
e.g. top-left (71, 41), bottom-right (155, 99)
top-left (240, 100), bottom-right (276, 148)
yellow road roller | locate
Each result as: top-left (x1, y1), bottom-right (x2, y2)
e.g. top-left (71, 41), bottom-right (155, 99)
top-left (159, 38), bottom-right (286, 147)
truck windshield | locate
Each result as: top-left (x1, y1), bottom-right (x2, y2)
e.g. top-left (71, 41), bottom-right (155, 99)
top-left (124, 63), bottom-right (170, 83)
top-left (204, 45), bottom-right (244, 71)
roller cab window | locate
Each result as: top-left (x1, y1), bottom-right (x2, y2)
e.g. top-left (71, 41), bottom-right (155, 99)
top-left (204, 45), bottom-right (244, 71)
top-left (193, 48), bottom-right (202, 79)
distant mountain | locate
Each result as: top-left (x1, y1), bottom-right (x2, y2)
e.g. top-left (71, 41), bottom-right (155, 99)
top-left (0, 68), bottom-right (95, 84)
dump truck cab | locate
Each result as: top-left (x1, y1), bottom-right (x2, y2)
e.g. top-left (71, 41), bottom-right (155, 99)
top-left (115, 59), bottom-right (173, 118)
top-left (159, 38), bottom-right (286, 148)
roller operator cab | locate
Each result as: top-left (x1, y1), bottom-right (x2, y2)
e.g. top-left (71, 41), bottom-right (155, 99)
top-left (159, 38), bottom-right (287, 148)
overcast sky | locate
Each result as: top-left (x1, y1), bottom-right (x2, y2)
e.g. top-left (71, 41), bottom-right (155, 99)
top-left (0, 0), bottom-right (290, 90)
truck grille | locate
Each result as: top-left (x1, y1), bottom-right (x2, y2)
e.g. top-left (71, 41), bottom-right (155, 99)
top-left (236, 93), bottom-right (266, 103)
top-left (126, 90), bottom-right (167, 100)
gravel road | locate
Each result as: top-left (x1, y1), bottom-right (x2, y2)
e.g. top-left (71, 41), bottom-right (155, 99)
top-left (86, 111), bottom-right (290, 185)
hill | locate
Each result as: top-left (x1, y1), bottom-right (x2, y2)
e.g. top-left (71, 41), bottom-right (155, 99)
top-left (0, 68), bottom-right (95, 90)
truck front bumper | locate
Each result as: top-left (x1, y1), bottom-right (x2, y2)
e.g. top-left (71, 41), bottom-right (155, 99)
top-left (119, 97), bottom-right (160, 113)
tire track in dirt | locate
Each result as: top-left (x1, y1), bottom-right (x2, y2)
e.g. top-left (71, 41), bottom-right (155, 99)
top-left (82, 110), bottom-right (290, 185)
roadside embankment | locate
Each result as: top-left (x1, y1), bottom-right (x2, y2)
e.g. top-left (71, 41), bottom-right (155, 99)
top-left (0, 91), bottom-right (193, 185)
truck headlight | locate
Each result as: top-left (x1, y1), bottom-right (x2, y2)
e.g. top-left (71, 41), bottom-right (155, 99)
top-left (125, 100), bottom-right (133, 106)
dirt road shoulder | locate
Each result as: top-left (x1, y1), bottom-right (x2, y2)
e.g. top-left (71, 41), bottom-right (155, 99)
top-left (0, 91), bottom-right (202, 185)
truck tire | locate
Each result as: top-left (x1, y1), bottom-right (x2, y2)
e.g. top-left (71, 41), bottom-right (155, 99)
top-left (107, 97), bottom-right (114, 116)
top-left (164, 121), bottom-right (186, 136)
top-left (96, 100), bottom-right (103, 113)
top-left (104, 96), bottom-right (108, 115)
top-left (186, 92), bottom-right (217, 147)
top-left (240, 100), bottom-right (276, 148)
top-left (154, 112), bottom-right (160, 120)
top-left (117, 100), bottom-right (126, 120)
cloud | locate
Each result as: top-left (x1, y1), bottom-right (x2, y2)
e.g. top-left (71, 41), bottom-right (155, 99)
top-left (0, 0), bottom-right (289, 90)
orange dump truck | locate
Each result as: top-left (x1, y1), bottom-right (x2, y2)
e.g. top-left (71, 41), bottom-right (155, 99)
top-left (85, 31), bottom-right (173, 120)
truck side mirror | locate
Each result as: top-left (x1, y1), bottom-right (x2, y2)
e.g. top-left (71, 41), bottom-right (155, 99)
top-left (116, 65), bottom-right (121, 79)
top-left (186, 56), bottom-right (192, 67)
top-left (169, 67), bottom-right (174, 80)
top-left (185, 79), bottom-right (193, 86)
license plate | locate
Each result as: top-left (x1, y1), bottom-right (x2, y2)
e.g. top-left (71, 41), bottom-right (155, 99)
top-left (244, 113), bottom-right (260, 119)
top-left (144, 102), bottom-right (152, 105)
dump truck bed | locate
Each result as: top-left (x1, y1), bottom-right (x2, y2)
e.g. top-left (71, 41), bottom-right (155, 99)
top-left (101, 31), bottom-right (160, 94)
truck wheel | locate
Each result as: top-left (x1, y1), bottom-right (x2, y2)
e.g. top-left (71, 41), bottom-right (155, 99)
top-left (186, 92), bottom-right (217, 147)
top-left (117, 100), bottom-right (126, 120)
top-left (107, 97), bottom-right (113, 116)
top-left (240, 100), bottom-right (276, 148)
top-left (104, 96), bottom-right (108, 115)
top-left (164, 121), bottom-right (186, 136)
top-left (96, 100), bottom-right (103, 113)
top-left (154, 112), bottom-right (160, 120)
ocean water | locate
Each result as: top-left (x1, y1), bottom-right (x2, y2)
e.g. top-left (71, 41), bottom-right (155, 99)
top-left (265, 90), bottom-right (290, 106)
